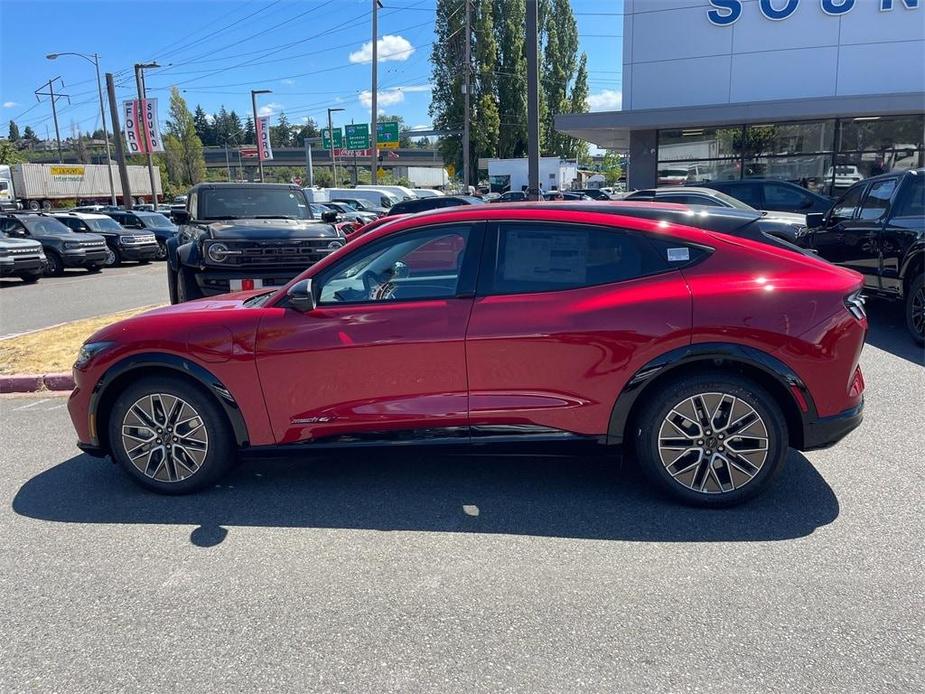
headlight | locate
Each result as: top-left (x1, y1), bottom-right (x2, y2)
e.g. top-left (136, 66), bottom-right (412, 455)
top-left (206, 242), bottom-right (242, 263)
top-left (119, 235), bottom-right (135, 244)
top-left (327, 240), bottom-right (345, 250)
top-left (64, 241), bottom-right (81, 249)
top-left (74, 341), bottom-right (116, 369)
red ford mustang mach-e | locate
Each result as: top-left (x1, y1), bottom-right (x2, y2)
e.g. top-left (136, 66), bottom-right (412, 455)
top-left (68, 203), bottom-right (867, 506)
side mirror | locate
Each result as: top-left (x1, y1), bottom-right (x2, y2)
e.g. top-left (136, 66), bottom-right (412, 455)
top-left (173, 209), bottom-right (190, 224)
top-left (805, 212), bottom-right (825, 229)
top-left (321, 211), bottom-right (338, 223)
top-left (287, 279), bottom-right (316, 312)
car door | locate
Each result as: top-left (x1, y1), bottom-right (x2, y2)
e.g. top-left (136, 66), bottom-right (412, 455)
top-left (762, 182), bottom-right (815, 213)
top-left (465, 220), bottom-right (692, 441)
top-left (879, 174), bottom-right (922, 295)
top-left (254, 222), bottom-right (484, 445)
top-left (811, 183), bottom-right (873, 281)
top-left (840, 178), bottom-right (900, 286)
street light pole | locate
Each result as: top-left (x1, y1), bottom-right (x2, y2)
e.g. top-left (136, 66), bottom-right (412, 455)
top-left (526, 0), bottom-right (541, 201)
top-left (47, 53), bottom-right (117, 206)
top-left (327, 107), bottom-right (344, 188)
top-left (134, 62), bottom-right (160, 204)
top-left (251, 89), bottom-right (271, 182)
top-left (370, 0), bottom-right (382, 185)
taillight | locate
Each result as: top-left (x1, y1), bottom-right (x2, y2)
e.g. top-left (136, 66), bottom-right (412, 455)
top-left (844, 290), bottom-right (866, 320)
top-left (849, 366), bottom-right (865, 398)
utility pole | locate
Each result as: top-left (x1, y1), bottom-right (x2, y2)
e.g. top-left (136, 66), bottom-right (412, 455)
top-left (134, 62), bottom-right (160, 204)
top-left (251, 89), bottom-right (271, 182)
top-left (370, 0), bottom-right (382, 185)
top-left (224, 142), bottom-right (232, 180)
top-left (462, 0), bottom-right (471, 192)
top-left (327, 107), bottom-right (344, 187)
top-left (34, 77), bottom-right (68, 163)
top-left (105, 72), bottom-right (133, 209)
top-left (304, 137), bottom-right (321, 187)
top-left (526, 0), bottom-right (540, 201)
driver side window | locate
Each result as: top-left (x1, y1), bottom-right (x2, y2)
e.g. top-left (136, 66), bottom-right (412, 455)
top-left (317, 224), bottom-right (474, 305)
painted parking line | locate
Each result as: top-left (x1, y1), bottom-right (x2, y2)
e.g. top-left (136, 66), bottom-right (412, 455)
top-left (13, 399), bottom-right (49, 411)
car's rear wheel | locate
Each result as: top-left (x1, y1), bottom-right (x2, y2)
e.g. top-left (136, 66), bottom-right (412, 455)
top-left (905, 274), bottom-right (924, 345)
top-left (635, 374), bottom-right (787, 507)
top-left (108, 376), bottom-right (234, 494)
top-left (176, 267), bottom-right (203, 303)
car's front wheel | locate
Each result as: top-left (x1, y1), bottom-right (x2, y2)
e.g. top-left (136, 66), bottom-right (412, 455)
top-left (103, 247), bottom-right (120, 267)
top-left (44, 251), bottom-right (64, 276)
top-left (19, 271), bottom-right (41, 284)
top-left (906, 274), bottom-right (924, 345)
top-left (108, 376), bottom-right (234, 494)
top-left (155, 241), bottom-right (168, 261)
top-left (635, 374), bottom-right (787, 507)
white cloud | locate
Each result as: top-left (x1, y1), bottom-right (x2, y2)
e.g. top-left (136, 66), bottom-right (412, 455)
top-left (587, 89), bottom-right (622, 112)
top-left (257, 102), bottom-right (283, 117)
top-left (2, 101), bottom-right (18, 109)
top-left (349, 35), bottom-right (415, 64)
top-left (281, 79), bottom-right (295, 85)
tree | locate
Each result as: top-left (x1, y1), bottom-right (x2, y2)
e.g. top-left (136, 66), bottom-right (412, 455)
top-left (293, 118), bottom-right (321, 147)
top-left (430, 0), bottom-right (467, 173)
top-left (164, 87), bottom-right (205, 186)
top-left (495, 0), bottom-right (528, 158)
top-left (0, 140), bottom-right (25, 165)
top-left (541, 0), bottom-right (578, 156)
top-left (227, 110), bottom-right (244, 145)
top-left (75, 132), bottom-right (90, 164)
top-left (600, 149), bottom-right (622, 185)
top-left (8, 120), bottom-right (20, 143)
top-left (471, 0), bottom-right (500, 182)
top-left (193, 105), bottom-right (213, 146)
top-left (243, 116), bottom-right (255, 145)
top-left (270, 112), bottom-right (292, 148)
top-left (22, 126), bottom-right (38, 148)
top-left (564, 53), bottom-right (589, 160)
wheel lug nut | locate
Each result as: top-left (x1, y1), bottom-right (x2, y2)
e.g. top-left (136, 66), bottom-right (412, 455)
top-left (705, 430), bottom-right (712, 435)
top-left (719, 446), bottom-right (724, 451)
top-left (705, 449), bottom-right (712, 454)
top-left (697, 439), bottom-right (704, 445)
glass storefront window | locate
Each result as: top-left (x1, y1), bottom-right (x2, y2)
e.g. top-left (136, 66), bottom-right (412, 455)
top-left (838, 115), bottom-right (925, 153)
top-left (742, 153), bottom-right (833, 193)
top-left (745, 120), bottom-right (834, 157)
top-left (657, 126), bottom-right (741, 161)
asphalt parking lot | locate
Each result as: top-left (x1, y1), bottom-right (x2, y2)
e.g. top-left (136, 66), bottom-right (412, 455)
top-left (0, 263), bottom-right (167, 337)
top-left (0, 300), bottom-right (922, 692)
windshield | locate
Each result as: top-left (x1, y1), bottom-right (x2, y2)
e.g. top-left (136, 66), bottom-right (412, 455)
top-left (84, 217), bottom-right (124, 232)
top-left (199, 188), bottom-right (311, 220)
top-left (707, 190), bottom-right (755, 211)
top-left (310, 203), bottom-right (333, 216)
top-left (137, 213), bottom-right (175, 229)
top-left (22, 218), bottom-right (72, 235)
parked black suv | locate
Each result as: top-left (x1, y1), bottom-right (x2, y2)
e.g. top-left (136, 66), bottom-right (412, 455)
top-left (167, 183), bottom-right (345, 303)
top-left (698, 179), bottom-right (833, 215)
top-left (799, 168), bottom-right (925, 343)
top-left (103, 209), bottom-right (178, 260)
top-left (0, 213), bottom-right (107, 275)
top-left (51, 212), bottom-right (158, 267)
top-left (387, 195), bottom-right (485, 216)
top-left (0, 230), bottom-right (46, 283)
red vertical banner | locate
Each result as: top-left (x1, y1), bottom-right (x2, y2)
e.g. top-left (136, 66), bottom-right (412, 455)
top-left (256, 115), bottom-right (274, 161)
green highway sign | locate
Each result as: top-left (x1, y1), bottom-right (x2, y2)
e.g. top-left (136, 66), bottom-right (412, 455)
top-left (321, 127), bottom-right (343, 149)
top-left (344, 123), bottom-right (371, 151)
top-left (377, 121), bottom-right (400, 149)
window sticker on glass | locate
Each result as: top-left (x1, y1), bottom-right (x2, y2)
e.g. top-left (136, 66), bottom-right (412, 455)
top-left (667, 247), bottom-right (690, 262)
top-left (502, 229), bottom-right (588, 284)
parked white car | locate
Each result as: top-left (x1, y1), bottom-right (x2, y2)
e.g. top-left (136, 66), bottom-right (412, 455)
top-left (825, 165), bottom-right (863, 189)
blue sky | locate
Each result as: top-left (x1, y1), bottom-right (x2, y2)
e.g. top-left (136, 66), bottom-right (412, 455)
top-left (1, 0), bottom-right (622, 140)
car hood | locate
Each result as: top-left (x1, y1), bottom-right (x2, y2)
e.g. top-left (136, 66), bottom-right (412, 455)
top-left (203, 218), bottom-right (339, 240)
top-left (760, 210), bottom-right (806, 225)
top-left (0, 237), bottom-right (43, 251)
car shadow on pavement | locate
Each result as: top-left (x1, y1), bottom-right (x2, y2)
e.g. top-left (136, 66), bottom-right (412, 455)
top-left (864, 297), bottom-right (925, 365)
top-left (12, 447), bottom-right (838, 546)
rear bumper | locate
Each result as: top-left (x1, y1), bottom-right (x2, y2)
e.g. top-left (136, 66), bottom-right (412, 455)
top-left (801, 399), bottom-right (864, 451)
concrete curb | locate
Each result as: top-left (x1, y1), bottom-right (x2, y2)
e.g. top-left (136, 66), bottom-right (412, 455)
top-left (0, 373), bottom-right (74, 394)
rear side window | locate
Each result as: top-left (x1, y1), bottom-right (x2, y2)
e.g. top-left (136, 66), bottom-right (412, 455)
top-left (658, 193), bottom-right (717, 206)
top-left (893, 174), bottom-right (924, 218)
top-left (482, 223), bottom-right (669, 295)
top-left (858, 178), bottom-right (898, 220)
top-left (717, 183), bottom-right (762, 208)
top-left (764, 183), bottom-right (809, 208)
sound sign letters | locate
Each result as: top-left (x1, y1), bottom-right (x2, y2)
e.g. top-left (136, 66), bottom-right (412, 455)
top-left (708, 0), bottom-right (919, 25)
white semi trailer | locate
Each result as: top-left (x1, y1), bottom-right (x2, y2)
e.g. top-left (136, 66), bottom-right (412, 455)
top-left (1, 163), bottom-right (162, 210)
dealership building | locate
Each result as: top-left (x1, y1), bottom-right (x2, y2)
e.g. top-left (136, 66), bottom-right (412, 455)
top-left (556, 0), bottom-right (925, 193)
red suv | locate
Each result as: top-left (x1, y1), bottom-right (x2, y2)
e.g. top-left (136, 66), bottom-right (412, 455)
top-left (68, 204), bottom-right (867, 506)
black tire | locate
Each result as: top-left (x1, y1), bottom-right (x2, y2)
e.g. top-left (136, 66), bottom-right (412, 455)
top-left (167, 266), bottom-right (179, 304)
top-left (155, 241), bottom-right (168, 261)
top-left (19, 271), bottom-right (41, 284)
top-left (27, 200), bottom-right (41, 211)
top-left (905, 274), bottom-right (924, 345)
top-left (107, 376), bottom-right (234, 494)
top-left (139, 259), bottom-right (151, 265)
top-left (103, 246), bottom-right (121, 267)
top-left (86, 264), bottom-right (102, 273)
top-left (634, 372), bottom-right (788, 507)
top-left (41, 200), bottom-right (52, 210)
top-left (44, 251), bottom-right (64, 276)
top-left (176, 267), bottom-right (203, 303)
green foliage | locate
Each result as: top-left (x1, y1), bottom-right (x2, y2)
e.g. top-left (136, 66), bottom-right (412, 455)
top-left (164, 87), bottom-right (206, 187)
top-left (8, 120), bottom-right (20, 142)
top-left (243, 116), bottom-right (255, 145)
top-left (0, 140), bottom-right (26, 165)
top-left (600, 150), bottom-right (623, 185)
top-left (270, 112), bottom-right (293, 148)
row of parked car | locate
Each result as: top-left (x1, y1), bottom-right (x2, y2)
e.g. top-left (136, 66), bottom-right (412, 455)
top-left (0, 207), bottom-right (179, 284)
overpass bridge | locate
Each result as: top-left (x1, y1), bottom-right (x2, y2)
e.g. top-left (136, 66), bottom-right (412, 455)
top-left (202, 146), bottom-right (444, 171)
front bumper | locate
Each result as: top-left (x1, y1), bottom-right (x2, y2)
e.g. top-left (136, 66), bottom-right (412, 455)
top-left (0, 255), bottom-right (45, 275)
top-left (119, 243), bottom-right (159, 261)
top-left (62, 249), bottom-right (108, 267)
top-left (191, 267), bottom-right (308, 296)
top-left (802, 399), bottom-right (864, 451)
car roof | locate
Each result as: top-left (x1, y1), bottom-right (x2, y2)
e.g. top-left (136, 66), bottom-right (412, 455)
top-left (859, 167), bottom-right (924, 184)
top-left (52, 211), bottom-right (111, 219)
top-left (632, 186), bottom-right (719, 196)
top-left (187, 182), bottom-right (301, 191)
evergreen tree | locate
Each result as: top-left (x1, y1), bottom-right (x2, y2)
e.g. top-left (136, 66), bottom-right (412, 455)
top-left (193, 105), bottom-right (213, 146)
top-left (293, 118), bottom-right (321, 147)
top-left (494, 0), bottom-right (528, 158)
top-left (227, 110), bottom-right (244, 145)
top-left (213, 106), bottom-right (231, 146)
top-left (23, 126), bottom-right (37, 147)
top-left (164, 87), bottom-right (205, 186)
top-left (542, 0), bottom-right (578, 156)
top-left (430, 0), bottom-right (466, 174)
top-left (243, 116), bottom-right (256, 145)
top-left (270, 112), bottom-right (292, 148)
top-left (8, 120), bottom-right (20, 143)
top-left (566, 53), bottom-right (590, 160)
top-left (472, 0), bottom-right (500, 179)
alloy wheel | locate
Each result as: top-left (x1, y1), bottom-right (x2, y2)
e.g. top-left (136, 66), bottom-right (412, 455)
top-left (657, 392), bottom-right (769, 495)
top-left (912, 285), bottom-right (925, 339)
top-left (104, 248), bottom-right (117, 266)
top-left (121, 393), bottom-right (209, 483)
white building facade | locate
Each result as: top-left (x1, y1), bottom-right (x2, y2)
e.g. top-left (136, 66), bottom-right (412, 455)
top-left (557, 0), bottom-right (925, 191)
